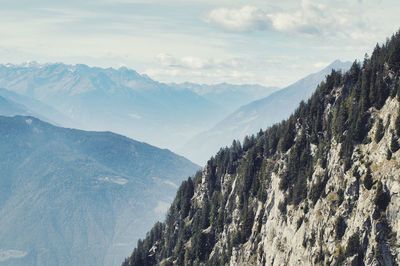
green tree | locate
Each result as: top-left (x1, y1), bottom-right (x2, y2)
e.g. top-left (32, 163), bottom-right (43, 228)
top-left (390, 133), bottom-right (400, 152)
top-left (374, 181), bottom-right (390, 211)
top-left (335, 216), bottom-right (347, 240)
top-left (395, 111), bottom-right (400, 137)
top-left (386, 148), bottom-right (392, 160)
top-left (374, 118), bottom-right (384, 143)
top-left (388, 39), bottom-right (400, 71)
top-left (345, 231), bottom-right (360, 257)
top-left (364, 168), bottom-right (373, 190)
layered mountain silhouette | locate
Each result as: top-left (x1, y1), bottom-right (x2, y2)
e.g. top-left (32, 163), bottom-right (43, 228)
top-left (0, 115), bottom-right (199, 266)
top-left (169, 82), bottom-right (278, 114)
top-left (0, 95), bottom-right (31, 116)
top-left (0, 88), bottom-right (73, 125)
top-left (180, 60), bottom-right (352, 165)
top-left (0, 64), bottom-right (275, 152)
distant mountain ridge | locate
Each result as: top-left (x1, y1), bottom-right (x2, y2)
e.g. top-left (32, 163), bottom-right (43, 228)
top-left (180, 60), bottom-right (352, 165)
top-left (0, 95), bottom-right (30, 116)
top-left (0, 88), bottom-right (73, 126)
top-left (0, 63), bottom-right (225, 150)
top-left (0, 115), bottom-right (199, 266)
top-left (0, 63), bottom-right (277, 153)
top-left (169, 82), bottom-right (279, 114)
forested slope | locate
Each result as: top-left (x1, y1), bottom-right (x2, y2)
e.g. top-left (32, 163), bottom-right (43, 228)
top-left (123, 32), bottom-right (400, 266)
top-left (0, 116), bottom-right (199, 266)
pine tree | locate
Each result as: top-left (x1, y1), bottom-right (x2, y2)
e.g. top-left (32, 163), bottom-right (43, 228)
top-left (345, 231), bottom-right (361, 257)
top-left (374, 181), bottom-right (390, 211)
top-left (395, 110), bottom-right (400, 137)
top-left (386, 148), bottom-right (393, 160)
top-left (364, 168), bottom-right (373, 190)
top-left (335, 216), bottom-right (347, 240)
top-left (388, 38), bottom-right (400, 71)
top-left (390, 133), bottom-right (400, 152)
top-left (374, 118), bottom-right (384, 143)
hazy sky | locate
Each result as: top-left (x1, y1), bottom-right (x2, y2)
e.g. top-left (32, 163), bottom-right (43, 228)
top-left (0, 0), bottom-right (399, 87)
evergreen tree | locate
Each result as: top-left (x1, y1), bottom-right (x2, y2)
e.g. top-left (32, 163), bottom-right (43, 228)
top-left (395, 111), bottom-right (400, 137)
top-left (374, 181), bottom-right (390, 211)
top-left (364, 168), bottom-right (373, 190)
top-left (345, 231), bottom-right (361, 257)
top-left (386, 148), bottom-right (393, 160)
top-left (388, 36), bottom-right (400, 71)
top-left (374, 118), bottom-right (384, 143)
top-left (335, 215), bottom-right (347, 240)
top-left (390, 133), bottom-right (400, 152)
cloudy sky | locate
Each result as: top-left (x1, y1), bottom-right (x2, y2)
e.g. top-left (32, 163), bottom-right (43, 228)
top-left (0, 0), bottom-right (399, 87)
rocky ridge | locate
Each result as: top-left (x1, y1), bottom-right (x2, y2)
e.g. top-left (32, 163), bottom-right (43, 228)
top-left (123, 32), bottom-right (400, 266)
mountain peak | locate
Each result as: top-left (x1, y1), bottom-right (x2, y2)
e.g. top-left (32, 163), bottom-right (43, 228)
top-left (326, 59), bottom-right (352, 70)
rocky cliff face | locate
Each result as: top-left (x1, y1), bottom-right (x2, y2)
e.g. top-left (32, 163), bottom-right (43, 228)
top-left (228, 97), bottom-right (400, 266)
top-left (123, 33), bottom-right (400, 266)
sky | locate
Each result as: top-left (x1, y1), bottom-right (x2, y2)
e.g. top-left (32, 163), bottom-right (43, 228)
top-left (0, 0), bottom-right (399, 87)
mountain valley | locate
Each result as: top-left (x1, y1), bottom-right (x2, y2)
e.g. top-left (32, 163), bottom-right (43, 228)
top-left (0, 116), bottom-right (199, 265)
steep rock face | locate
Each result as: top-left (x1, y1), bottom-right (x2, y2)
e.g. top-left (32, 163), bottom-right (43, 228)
top-left (231, 97), bottom-right (400, 266)
top-left (123, 32), bottom-right (400, 266)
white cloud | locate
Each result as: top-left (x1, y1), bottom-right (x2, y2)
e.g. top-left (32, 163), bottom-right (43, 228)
top-left (157, 53), bottom-right (211, 69)
top-left (163, 180), bottom-right (178, 188)
top-left (0, 250), bottom-right (28, 262)
top-left (314, 62), bottom-right (329, 69)
top-left (156, 53), bottom-right (242, 70)
top-left (1, 0), bottom-right (399, 87)
top-left (144, 66), bottom-right (258, 85)
top-left (147, 52), bottom-right (349, 87)
top-left (156, 53), bottom-right (176, 66)
top-left (206, 6), bottom-right (272, 32)
top-left (128, 113), bottom-right (142, 119)
top-left (181, 56), bottom-right (209, 69)
top-left (205, 0), bottom-right (372, 40)
top-left (154, 201), bottom-right (170, 215)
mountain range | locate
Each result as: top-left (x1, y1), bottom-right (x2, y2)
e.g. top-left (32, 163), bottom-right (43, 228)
top-left (0, 63), bottom-right (276, 153)
top-left (0, 115), bottom-right (199, 266)
top-left (0, 95), bottom-right (31, 116)
top-left (169, 82), bottom-right (278, 114)
top-left (0, 87), bottom-right (73, 125)
top-left (180, 60), bottom-right (352, 165)
top-left (0, 61), bottom-right (353, 166)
